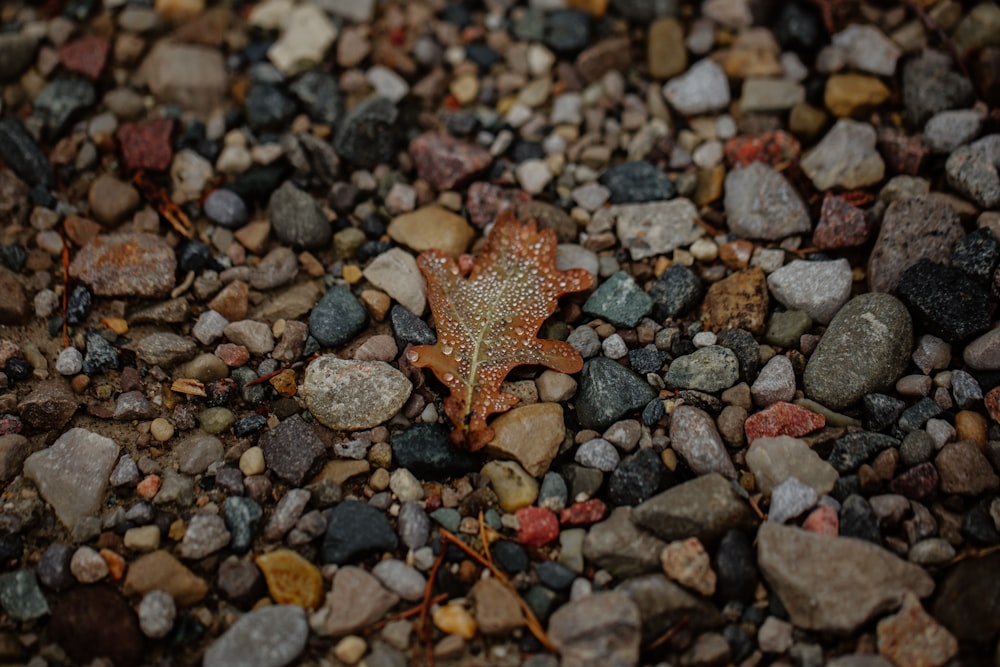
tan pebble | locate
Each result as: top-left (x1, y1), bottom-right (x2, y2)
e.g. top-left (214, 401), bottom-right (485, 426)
top-left (360, 289), bottom-right (392, 321)
top-left (101, 317), bottom-right (129, 335)
top-left (124, 525), bottom-right (161, 552)
top-left (101, 548), bottom-right (126, 580)
top-left (432, 603), bottom-right (477, 639)
top-left (334, 635), bottom-right (368, 665)
top-left (239, 446), bottom-right (266, 476)
top-left (150, 418), bottom-right (174, 442)
top-left (450, 74), bottom-right (479, 105)
top-left (434, 634), bottom-right (466, 659)
top-left (255, 549), bottom-right (325, 610)
top-left (370, 467), bottom-right (390, 491)
top-left (955, 410), bottom-right (987, 447)
top-left (343, 264), bottom-right (363, 284)
top-left (168, 518), bottom-right (186, 542)
top-left (269, 368), bottom-right (297, 397)
top-left (661, 448), bottom-right (678, 472)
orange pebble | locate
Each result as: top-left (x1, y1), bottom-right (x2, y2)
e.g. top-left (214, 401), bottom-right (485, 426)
top-left (719, 240), bottom-right (754, 269)
top-left (955, 410), bottom-right (987, 447)
top-left (137, 474), bottom-right (161, 499)
top-left (802, 505), bottom-right (839, 536)
top-left (100, 549), bottom-right (126, 580)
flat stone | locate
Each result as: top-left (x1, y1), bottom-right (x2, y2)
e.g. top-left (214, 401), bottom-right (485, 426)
top-left (581, 507), bottom-right (666, 578)
top-left (139, 41), bottom-right (226, 112)
top-left (548, 591), bottom-right (641, 667)
top-left (123, 550), bottom-right (209, 606)
top-left (767, 259), bottom-right (852, 325)
top-left (946, 134), bottom-right (1000, 208)
top-left (88, 174), bottom-right (140, 227)
top-left (17, 378), bottom-right (78, 430)
top-left (23, 428), bottom-right (118, 531)
top-left (269, 181), bottom-right (332, 250)
top-left (575, 357), bottom-right (658, 431)
top-left (132, 332), bottom-right (197, 367)
top-left (308, 285), bottom-right (367, 348)
top-left (363, 248), bottom-right (426, 316)
top-left (611, 199), bottom-right (701, 261)
top-left (410, 132), bottom-right (492, 191)
top-left (877, 593), bottom-right (957, 667)
top-left (803, 293), bottom-right (912, 411)
top-left (665, 346), bottom-right (740, 394)
top-left (802, 120), bottom-right (885, 190)
top-left (663, 58), bottom-right (731, 116)
top-left (582, 270), bottom-right (652, 328)
top-left (747, 435), bottom-right (838, 496)
top-left (633, 473), bottom-right (757, 544)
top-left (302, 355), bottom-right (411, 431)
top-left (175, 434), bottom-right (224, 475)
top-left (387, 206), bottom-right (475, 258)
top-left (757, 523), bottom-right (934, 634)
top-left (486, 402), bottom-right (565, 477)
top-left (320, 566), bottom-right (399, 636)
top-left (740, 77), bottom-right (805, 112)
top-left (700, 267), bottom-right (770, 335)
top-left (69, 233), bottom-right (176, 298)
top-left (204, 605), bottom-right (308, 667)
top-left (723, 162), bottom-right (810, 240)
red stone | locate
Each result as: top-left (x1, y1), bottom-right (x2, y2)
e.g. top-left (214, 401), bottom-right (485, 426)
top-left (116, 118), bottom-right (175, 171)
top-left (137, 474), bottom-right (161, 499)
top-left (59, 36), bottom-right (109, 80)
top-left (559, 499), bottom-right (607, 526)
top-left (0, 415), bottom-right (23, 436)
top-left (889, 462), bottom-right (939, 500)
top-left (813, 192), bottom-right (871, 250)
top-left (515, 507), bottom-right (559, 548)
top-left (465, 182), bottom-right (531, 228)
top-left (409, 132), bottom-right (493, 191)
top-left (878, 128), bottom-right (928, 176)
top-left (215, 343), bottom-right (250, 367)
top-left (802, 505), bottom-right (838, 536)
top-left (985, 386), bottom-right (1000, 424)
top-left (744, 402), bottom-right (825, 444)
top-left (724, 131), bottom-right (801, 169)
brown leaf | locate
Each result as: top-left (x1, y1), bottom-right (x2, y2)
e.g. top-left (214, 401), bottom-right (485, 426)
top-left (408, 211), bottom-right (594, 450)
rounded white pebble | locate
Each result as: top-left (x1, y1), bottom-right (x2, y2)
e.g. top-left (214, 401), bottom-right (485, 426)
top-left (150, 418), bottom-right (175, 442)
top-left (70, 546), bottom-right (108, 583)
top-left (334, 635), bottom-right (368, 665)
top-left (239, 446), bottom-right (266, 476)
top-left (55, 347), bottom-right (84, 375)
top-left (692, 331), bottom-right (718, 348)
top-left (138, 590), bottom-right (176, 639)
top-left (689, 238), bottom-right (719, 262)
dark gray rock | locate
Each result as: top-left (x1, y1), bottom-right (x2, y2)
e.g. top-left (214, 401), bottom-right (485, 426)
top-left (902, 50), bottom-right (975, 128)
top-left (632, 473), bottom-right (757, 544)
top-left (258, 414), bottom-right (326, 486)
top-left (0, 117), bottom-right (53, 188)
top-left (33, 78), bottom-right (96, 137)
top-left (390, 423), bottom-right (482, 479)
top-left (599, 161), bottom-right (676, 204)
top-left (269, 181), bottom-right (332, 250)
top-left (321, 500), bottom-right (398, 564)
top-left (649, 264), bottom-right (703, 320)
top-left (309, 285), bottom-right (367, 347)
top-left (582, 270), bottom-right (652, 328)
top-left (333, 96), bottom-right (398, 168)
top-left (575, 357), bottom-right (658, 431)
top-left (897, 259), bottom-right (991, 343)
top-left (290, 71), bottom-right (342, 126)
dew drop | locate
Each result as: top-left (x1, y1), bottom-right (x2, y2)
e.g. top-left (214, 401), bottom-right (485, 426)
top-left (406, 349), bottom-right (420, 362)
top-left (441, 344), bottom-right (454, 355)
top-left (442, 372), bottom-right (455, 383)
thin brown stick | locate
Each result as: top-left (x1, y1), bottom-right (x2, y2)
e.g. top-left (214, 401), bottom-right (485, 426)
top-left (439, 529), bottom-right (557, 653)
top-left (647, 616), bottom-right (690, 650)
top-left (371, 592), bottom-right (448, 631)
top-left (477, 511), bottom-right (493, 567)
top-left (945, 543), bottom-right (1000, 566)
top-left (60, 234), bottom-right (69, 348)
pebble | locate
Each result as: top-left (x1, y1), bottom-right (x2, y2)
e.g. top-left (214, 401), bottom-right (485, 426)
top-left (801, 120), bottom-right (885, 190)
top-left (55, 347), bottom-right (83, 375)
top-left (481, 460), bottom-right (539, 512)
top-left (663, 59), bottom-right (731, 116)
top-left (768, 477), bottom-right (818, 524)
top-left (140, 41), bottom-right (227, 112)
top-left (372, 559), bottom-right (425, 602)
top-left (665, 345), bottom-right (740, 393)
top-left (746, 435), bottom-right (839, 496)
top-left (814, 192), bottom-right (871, 250)
top-left (88, 174), bottom-right (140, 227)
top-left (548, 591), bottom-right (641, 667)
top-left (123, 550), bottom-right (208, 605)
top-left (321, 500), bottom-right (398, 564)
top-left (177, 513), bottom-right (231, 559)
top-left (575, 438), bottom-right (620, 472)
top-left (803, 293), bottom-right (913, 410)
top-left (309, 285), bottom-right (368, 348)
top-left (23, 427), bottom-right (119, 530)
top-left (48, 586), bottom-right (142, 667)
top-left (387, 205), bottom-right (476, 258)
top-left (322, 566), bottom-right (400, 636)
top-left (902, 50), bottom-right (975, 127)
top-left (204, 605), bottom-right (309, 667)
top-left (897, 260), bottom-right (991, 343)
top-left (610, 199), bottom-right (701, 261)
top-left (133, 331), bottom-right (197, 366)
top-left (389, 468), bottom-right (423, 502)
top-left (302, 355), bottom-right (411, 431)
top-left (582, 270), bottom-right (652, 327)
top-left (363, 248), bottom-right (426, 316)
top-left (946, 134), bottom-right (1000, 208)
top-left (137, 590), bottom-right (176, 639)
top-left (204, 189), bottom-right (249, 229)
top-left (757, 523), bottom-right (933, 634)
top-left (751, 355), bottom-right (795, 406)
top-left (432, 602), bottom-right (477, 640)
top-left (0, 570), bottom-right (49, 620)
top-left (824, 73), bottom-right (890, 118)
top-left (660, 537), bottom-right (716, 596)
top-left (831, 24), bottom-right (901, 76)
top-left (599, 161), bottom-right (677, 204)
top-left (70, 546), bottom-right (108, 583)
top-left (924, 109), bottom-right (983, 154)
top-left (69, 232), bottom-right (176, 297)
top-left (333, 96), bottom-right (398, 168)
top-left (269, 181), bottom-right (332, 250)
top-left (267, 4), bottom-right (336, 76)
top-left (33, 78), bottom-right (97, 137)
top-left (766, 259), bottom-right (852, 325)
top-left (410, 132), bottom-right (492, 191)
top-left (935, 440), bottom-right (999, 494)
top-left (575, 357), bottom-right (658, 431)
top-left (724, 162), bottom-right (810, 240)
top-left (486, 402), bottom-right (565, 477)
top-left (633, 473), bottom-right (757, 545)
top-left (876, 593), bottom-right (958, 667)
top-left (255, 549), bottom-right (324, 609)
top-left (391, 423), bottom-right (481, 479)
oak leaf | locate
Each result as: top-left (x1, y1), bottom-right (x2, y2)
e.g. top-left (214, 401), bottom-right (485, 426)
top-left (407, 211), bottom-right (594, 450)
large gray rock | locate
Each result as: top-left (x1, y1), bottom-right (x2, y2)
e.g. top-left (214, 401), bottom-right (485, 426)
top-left (582, 507), bottom-right (666, 578)
top-left (548, 591), bottom-right (642, 667)
top-left (302, 355), bottom-right (412, 430)
top-left (203, 605), bottom-right (308, 667)
top-left (611, 199), bottom-right (702, 261)
top-left (723, 162), bottom-right (810, 240)
top-left (23, 428), bottom-right (120, 530)
top-left (632, 473), bottom-right (757, 544)
top-left (766, 259), bottom-right (852, 325)
top-left (803, 293), bottom-right (912, 411)
top-left (757, 523), bottom-right (934, 634)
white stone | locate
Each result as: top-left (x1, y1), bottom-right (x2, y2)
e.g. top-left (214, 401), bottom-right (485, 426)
top-left (663, 59), bottom-right (731, 116)
top-left (268, 4), bottom-right (337, 76)
top-left (766, 258), bottom-right (853, 324)
top-left (362, 247), bottom-right (427, 316)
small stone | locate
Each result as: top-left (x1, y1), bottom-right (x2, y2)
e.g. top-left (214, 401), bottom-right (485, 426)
top-left (470, 577), bottom-right (523, 635)
top-left (575, 438), bottom-right (620, 472)
top-left (33, 79), bottom-right (97, 138)
top-left (831, 24), bottom-right (901, 76)
top-left (203, 605), bottom-right (308, 667)
top-left (123, 550), bottom-right (208, 605)
top-left (133, 332), bottom-right (197, 367)
top-left (663, 59), bottom-right (731, 116)
top-left (363, 248), bottom-right (426, 316)
top-left (267, 4), bottom-right (336, 76)
top-left (391, 423), bottom-right (481, 479)
top-left (48, 586), bottom-right (142, 667)
top-left (897, 260), bottom-right (991, 343)
top-left (387, 206), bottom-right (475, 258)
top-left (633, 473), bottom-right (758, 544)
top-left (309, 285), bottom-right (368, 347)
top-left (138, 590), bottom-right (175, 639)
top-left (410, 132), bottom-right (492, 191)
top-left (766, 259), bottom-right (852, 325)
top-left (877, 593), bottom-right (958, 667)
top-left (334, 636), bottom-right (367, 665)
top-left (599, 161), bottom-right (677, 204)
top-left (660, 537), bottom-right (716, 596)
top-left (824, 73), bottom-right (890, 118)
top-left (321, 500), bottom-right (398, 564)
top-left (648, 18), bottom-right (686, 79)
top-left (669, 405), bottom-right (737, 479)
top-left (802, 120), bottom-right (885, 190)
top-left (814, 192), bottom-right (871, 250)
top-left (55, 347), bottom-right (84, 376)
top-left (257, 414), bottom-right (325, 486)
top-left (548, 592), bottom-right (641, 667)
top-left (333, 96), bottom-right (398, 168)
top-left (935, 440), bottom-right (999, 494)
top-left (177, 513), bottom-right (231, 559)
top-left (575, 357), bottom-right (658, 431)
top-left (322, 566), bottom-right (399, 636)
top-left (665, 346), bottom-right (740, 393)
top-left (70, 233), bottom-right (176, 297)
top-left (746, 435), bottom-right (838, 496)
top-left (0, 118), bottom-right (53, 189)
top-left (701, 267), bottom-right (770, 335)
top-left (481, 460), bottom-right (539, 512)
top-left (88, 174), bottom-right (140, 227)
top-left (924, 109), bottom-right (983, 154)
top-left (744, 402), bottom-right (825, 443)
top-left (583, 271), bottom-right (652, 327)
top-left (486, 402), bottom-right (565, 477)
top-left (432, 602), bottom-right (477, 639)
top-left (269, 181), bottom-right (332, 250)
top-left (115, 118), bottom-right (174, 171)
top-left (372, 559), bottom-right (425, 602)
top-left (946, 134), bottom-right (1000, 209)
top-left (768, 477), bottom-right (818, 524)
top-left (611, 199), bottom-right (701, 261)
top-left (516, 506), bottom-right (560, 547)
top-left (204, 189), bottom-right (249, 229)
top-left (0, 570), bottom-right (49, 620)
top-left (140, 42), bottom-right (226, 113)
top-left (255, 549), bottom-right (324, 609)
top-left (751, 355), bottom-right (795, 406)
top-left (903, 51), bottom-right (975, 128)
top-left (302, 356), bottom-right (411, 431)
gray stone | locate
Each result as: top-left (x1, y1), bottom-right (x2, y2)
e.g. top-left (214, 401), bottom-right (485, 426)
top-left (302, 355), bottom-right (412, 431)
top-left (582, 507), bottom-right (666, 578)
top-left (23, 428), bottom-right (119, 530)
top-left (548, 591), bottom-right (641, 667)
top-left (193, 310), bottom-right (230, 346)
top-left (632, 473), bottom-right (757, 544)
top-left (0, 434), bottom-right (29, 482)
top-left (224, 320), bottom-right (275, 355)
top-left (175, 434), bottom-right (224, 475)
top-left (616, 573), bottom-right (724, 638)
top-left (767, 259), bottom-right (852, 325)
top-left (665, 346), bottom-right (740, 393)
top-left (768, 477), bottom-right (818, 524)
top-left (757, 523), bottom-right (935, 634)
top-left (902, 50), bottom-right (975, 128)
top-left (724, 162), bottom-right (810, 240)
top-left (669, 405), bottom-right (737, 479)
top-left (610, 199), bottom-right (702, 261)
top-left (177, 513), bottom-right (231, 559)
top-left (0, 570), bottom-right (48, 620)
top-left (582, 271), bottom-right (652, 328)
top-left (113, 391), bottom-right (157, 421)
top-left (801, 120), bottom-right (885, 190)
top-left (803, 293), bottom-right (913, 411)
top-left (924, 109), bottom-right (983, 153)
top-left (372, 559), bottom-right (426, 602)
top-left (740, 77), bottom-right (805, 112)
top-left (662, 59), bottom-right (730, 116)
top-left (575, 357), bottom-right (658, 431)
top-left (946, 134), bottom-right (1000, 208)
top-left (751, 355), bottom-right (795, 406)
top-left (203, 605), bottom-right (308, 667)
top-left (269, 181), bottom-right (332, 250)
top-left (964, 326), bottom-right (1000, 370)
top-left (320, 566), bottom-right (400, 636)
top-left (132, 332), bottom-right (197, 367)
top-left (831, 24), bottom-right (901, 76)
top-left (140, 42), bottom-right (227, 113)
top-left (747, 435), bottom-right (839, 496)
top-left (574, 438), bottom-right (620, 472)
top-left (363, 248), bottom-right (426, 316)
top-left (868, 196), bottom-right (964, 293)
top-left (258, 414), bottom-right (326, 487)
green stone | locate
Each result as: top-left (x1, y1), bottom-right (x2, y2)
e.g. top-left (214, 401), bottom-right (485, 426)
top-left (765, 310), bottom-right (813, 348)
top-left (199, 407), bottom-right (235, 435)
top-left (429, 508), bottom-right (461, 532)
top-left (0, 570), bottom-right (49, 620)
top-left (583, 271), bottom-right (652, 328)
top-left (333, 227), bottom-right (366, 259)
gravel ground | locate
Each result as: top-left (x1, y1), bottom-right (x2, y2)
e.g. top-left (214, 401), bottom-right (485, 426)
top-left (1, 0), bottom-right (1000, 666)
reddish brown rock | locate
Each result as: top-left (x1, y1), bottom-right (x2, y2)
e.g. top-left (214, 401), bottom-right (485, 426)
top-left (17, 379), bottom-right (78, 430)
top-left (465, 182), bottom-right (531, 228)
top-left (877, 593), bottom-right (957, 667)
top-left (208, 280), bottom-right (249, 321)
top-left (409, 132), bottom-right (492, 191)
top-left (878, 128), bottom-right (928, 176)
top-left (116, 118), bottom-right (175, 171)
top-left (58, 36), bottom-right (109, 80)
top-left (889, 461), bottom-right (939, 500)
top-left (515, 506), bottom-right (559, 547)
top-left (725, 131), bottom-right (801, 169)
top-left (0, 268), bottom-right (29, 324)
top-left (700, 267), bottom-right (769, 335)
top-left (575, 36), bottom-right (631, 83)
top-left (813, 192), bottom-right (871, 250)
top-left (744, 402), bottom-right (825, 443)
top-left (69, 233), bottom-right (176, 298)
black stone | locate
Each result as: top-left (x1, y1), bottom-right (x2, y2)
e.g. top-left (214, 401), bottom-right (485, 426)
top-left (830, 475), bottom-right (861, 502)
top-left (714, 530), bottom-right (757, 604)
top-left (223, 496), bottom-right (262, 555)
top-left (33, 78), bottom-right (96, 138)
top-left (628, 346), bottom-right (668, 375)
top-left (290, 71), bottom-right (342, 127)
top-left (649, 265), bottom-right (703, 320)
top-left (493, 540), bottom-right (529, 574)
top-left (897, 259), bottom-right (991, 342)
top-left (723, 623), bottom-right (756, 663)
top-left (65, 285), bottom-right (91, 325)
top-left (952, 227), bottom-right (1000, 284)
top-left (773, 1), bottom-right (825, 54)
top-left (205, 378), bottom-right (237, 407)
top-left (676, 390), bottom-right (723, 414)
top-left (839, 494), bottom-right (881, 545)
top-left (227, 161), bottom-right (290, 203)
top-left (610, 0), bottom-right (678, 21)
top-left (963, 499), bottom-right (1000, 546)
top-left (309, 285), bottom-right (368, 348)
top-left (445, 111), bottom-right (478, 137)
top-left (642, 397), bottom-right (665, 426)
top-left (534, 561), bottom-right (576, 591)
top-left (4, 357), bottom-right (31, 382)
top-left (245, 84), bottom-right (297, 131)
top-left (177, 240), bottom-right (214, 274)
top-left (575, 357), bottom-right (659, 431)
top-left (898, 397), bottom-right (943, 432)
top-left (0, 118), bottom-right (54, 188)
top-left (357, 240), bottom-right (394, 263)
top-left (232, 367), bottom-right (269, 404)
top-left (233, 414), bottom-right (267, 438)
top-left (607, 448), bottom-right (668, 506)
top-left (82, 331), bottom-right (119, 375)
top-left (49, 585), bottom-right (144, 667)
top-left (390, 423), bottom-right (482, 479)
top-left (321, 500), bottom-right (399, 564)
top-left (903, 51), bottom-right (976, 128)
top-left (560, 464), bottom-right (604, 500)
top-left (257, 414), bottom-right (325, 486)
top-left (861, 393), bottom-right (905, 432)
top-left (544, 9), bottom-right (590, 54)
top-left (716, 328), bottom-right (761, 383)
top-left (599, 161), bottom-right (676, 204)
top-left (465, 43), bottom-right (500, 70)
top-left (899, 430), bottom-right (935, 467)
top-left (203, 189), bottom-right (248, 229)
top-left (0, 245), bottom-right (27, 273)
top-left (827, 432), bottom-right (899, 473)
top-left (933, 551), bottom-right (1000, 641)
top-left (0, 533), bottom-right (23, 564)
top-left (511, 140), bottom-right (545, 162)
top-left (333, 96), bottom-right (398, 168)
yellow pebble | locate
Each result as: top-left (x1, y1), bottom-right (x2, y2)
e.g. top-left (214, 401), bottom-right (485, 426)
top-left (269, 368), bottom-right (298, 397)
top-left (342, 264), bottom-right (363, 284)
top-left (255, 549), bottom-right (325, 610)
top-left (432, 603), bottom-right (477, 640)
top-left (101, 317), bottom-right (129, 335)
top-left (334, 636), bottom-right (368, 665)
top-left (150, 418), bottom-right (175, 442)
top-left (955, 410), bottom-right (987, 447)
top-left (239, 446), bottom-right (266, 476)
